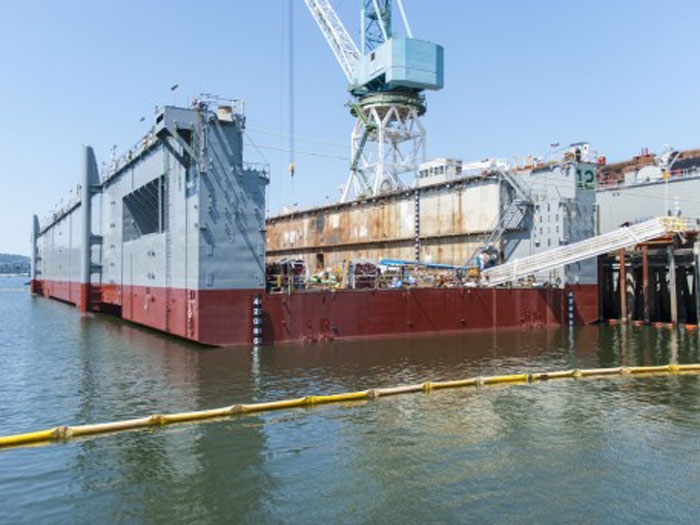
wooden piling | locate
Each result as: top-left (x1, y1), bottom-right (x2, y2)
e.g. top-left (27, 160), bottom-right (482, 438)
top-left (668, 245), bottom-right (678, 325)
top-left (694, 242), bottom-right (700, 325)
top-left (619, 248), bottom-right (627, 323)
top-left (642, 244), bottom-right (650, 324)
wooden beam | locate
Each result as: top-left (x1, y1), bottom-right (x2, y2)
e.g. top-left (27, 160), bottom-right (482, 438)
top-left (668, 245), bottom-right (678, 325)
top-left (642, 244), bottom-right (650, 324)
top-left (619, 248), bottom-right (627, 323)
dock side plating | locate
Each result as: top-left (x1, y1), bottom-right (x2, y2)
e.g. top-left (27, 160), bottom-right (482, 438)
top-left (31, 98), bottom-right (269, 345)
top-left (31, 98), bottom-right (601, 346)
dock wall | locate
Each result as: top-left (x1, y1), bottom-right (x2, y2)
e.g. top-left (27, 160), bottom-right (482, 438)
top-left (33, 102), bottom-right (269, 346)
top-left (267, 177), bottom-right (503, 271)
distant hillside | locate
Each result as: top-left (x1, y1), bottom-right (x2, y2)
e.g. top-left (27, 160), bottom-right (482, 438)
top-left (0, 253), bottom-right (30, 274)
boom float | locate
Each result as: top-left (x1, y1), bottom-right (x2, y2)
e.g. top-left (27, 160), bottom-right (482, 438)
top-left (2, 364), bottom-right (699, 450)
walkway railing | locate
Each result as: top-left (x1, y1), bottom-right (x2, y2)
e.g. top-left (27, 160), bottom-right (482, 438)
top-left (482, 217), bottom-right (696, 286)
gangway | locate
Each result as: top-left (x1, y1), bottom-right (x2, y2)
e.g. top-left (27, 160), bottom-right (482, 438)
top-left (481, 217), bottom-right (695, 287)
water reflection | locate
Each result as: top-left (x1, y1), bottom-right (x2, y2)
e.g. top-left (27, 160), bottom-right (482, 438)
top-left (2, 287), bottom-right (700, 522)
top-left (68, 316), bottom-right (272, 522)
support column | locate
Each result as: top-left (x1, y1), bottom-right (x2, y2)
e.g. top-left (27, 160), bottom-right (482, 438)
top-left (694, 242), bottom-right (700, 325)
top-left (597, 255), bottom-right (605, 322)
top-left (651, 266), bottom-right (659, 322)
top-left (619, 248), bottom-right (627, 323)
top-left (642, 245), bottom-right (650, 324)
top-left (79, 146), bottom-right (98, 312)
top-left (668, 244), bottom-right (678, 325)
top-left (30, 215), bottom-right (40, 294)
top-left (679, 266), bottom-right (690, 324)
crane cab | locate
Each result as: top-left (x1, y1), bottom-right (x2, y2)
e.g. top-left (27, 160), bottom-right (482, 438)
top-left (351, 37), bottom-right (444, 94)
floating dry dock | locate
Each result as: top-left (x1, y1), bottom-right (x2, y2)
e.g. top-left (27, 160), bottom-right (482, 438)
top-left (30, 99), bottom-right (700, 345)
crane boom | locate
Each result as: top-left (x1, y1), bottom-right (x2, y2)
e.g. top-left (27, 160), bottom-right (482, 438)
top-left (302, 0), bottom-right (360, 83)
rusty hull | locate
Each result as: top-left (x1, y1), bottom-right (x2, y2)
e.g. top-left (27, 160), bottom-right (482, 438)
top-left (266, 177), bottom-right (502, 270)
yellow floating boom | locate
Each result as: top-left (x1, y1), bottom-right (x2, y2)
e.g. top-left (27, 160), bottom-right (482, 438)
top-left (2, 363), bottom-right (700, 450)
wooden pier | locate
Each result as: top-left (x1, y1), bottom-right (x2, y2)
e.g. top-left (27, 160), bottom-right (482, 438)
top-left (599, 229), bottom-right (700, 326)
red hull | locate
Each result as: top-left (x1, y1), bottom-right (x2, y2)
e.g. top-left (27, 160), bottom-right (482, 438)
top-left (264, 285), bottom-right (598, 343)
top-left (35, 279), bottom-right (599, 346)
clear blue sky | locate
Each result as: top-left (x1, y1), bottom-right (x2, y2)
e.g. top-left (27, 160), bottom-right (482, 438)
top-left (2, 0), bottom-right (700, 255)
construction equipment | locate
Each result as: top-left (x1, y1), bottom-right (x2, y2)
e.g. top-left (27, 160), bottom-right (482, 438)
top-left (303, 0), bottom-right (444, 201)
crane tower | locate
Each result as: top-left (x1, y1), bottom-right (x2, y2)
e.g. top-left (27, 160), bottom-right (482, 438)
top-left (303, 0), bottom-right (444, 201)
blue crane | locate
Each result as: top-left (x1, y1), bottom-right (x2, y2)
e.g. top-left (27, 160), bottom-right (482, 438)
top-left (303, 0), bottom-right (444, 201)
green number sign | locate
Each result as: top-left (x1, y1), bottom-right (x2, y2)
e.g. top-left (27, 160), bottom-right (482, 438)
top-left (576, 167), bottom-right (596, 190)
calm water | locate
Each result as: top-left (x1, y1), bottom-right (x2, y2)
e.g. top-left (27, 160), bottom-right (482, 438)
top-left (2, 276), bottom-right (700, 523)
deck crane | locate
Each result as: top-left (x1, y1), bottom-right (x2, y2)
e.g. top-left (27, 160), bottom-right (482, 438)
top-left (302, 0), bottom-right (444, 202)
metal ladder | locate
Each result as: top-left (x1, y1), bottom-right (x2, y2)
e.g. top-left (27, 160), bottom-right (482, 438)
top-left (481, 217), bottom-right (693, 286)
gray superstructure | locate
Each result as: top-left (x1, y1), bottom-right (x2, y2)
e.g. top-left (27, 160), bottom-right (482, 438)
top-left (33, 97), bottom-right (269, 345)
top-left (598, 171), bottom-right (700, 232)
top-left (504, 161), bottom-right (597, 285)
top-left (101, 102), bottom-right (267, 294)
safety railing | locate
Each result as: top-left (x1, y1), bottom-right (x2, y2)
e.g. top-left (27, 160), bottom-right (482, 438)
top-left (597, 166), bottom-right (700, 189)
top-left (481, 217), bottom-right (696, 286)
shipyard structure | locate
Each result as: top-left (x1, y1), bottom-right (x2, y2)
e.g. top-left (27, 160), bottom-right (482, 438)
top-left (31, 99), bottom-right (269, 345)
top-left (30, 99), bottom-right (700, 346)
top-left (268, 152), bottom-right (598, 286)
top-left (29, 0), bottom-right (700, 346)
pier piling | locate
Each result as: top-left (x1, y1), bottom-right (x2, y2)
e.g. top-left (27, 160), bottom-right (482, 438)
top-left (600, 227), bottom-right (699, 326)
top-left (667, 245), bottom-right (678, 325)
top-left (642, 245), bottom-right (650, 324)
top-left (695, 242), bottom-right (700, 325)
top-left (619, 248), bottom-right (628, 323)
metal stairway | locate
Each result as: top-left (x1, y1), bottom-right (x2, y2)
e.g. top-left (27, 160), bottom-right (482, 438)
top-left (466, 169), bottom-right (533, 266)
top-left (498, 168), bottom-right (532, 203)
top-left (481, 217), bottom-right (692, 287)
